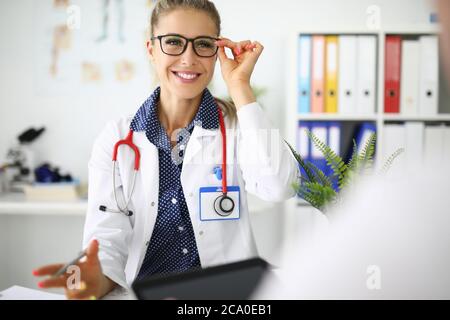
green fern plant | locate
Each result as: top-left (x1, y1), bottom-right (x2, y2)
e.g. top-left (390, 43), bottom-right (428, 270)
top-left (286, 130), bottom-right (404, 214)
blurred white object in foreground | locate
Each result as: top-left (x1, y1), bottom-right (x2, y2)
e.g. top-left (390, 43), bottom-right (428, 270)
top-left (255, 164), bottom-right (450, 299)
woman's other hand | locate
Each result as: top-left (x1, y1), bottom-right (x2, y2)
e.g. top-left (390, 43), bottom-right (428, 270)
top-left (32, 239), bottom-right (116, 300)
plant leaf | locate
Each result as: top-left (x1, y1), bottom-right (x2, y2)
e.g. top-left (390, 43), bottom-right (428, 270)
top-left (298, 181), bottom-right (337, 211)
top-left (306, 129), bottom-right (348, 185)
top-left (340, 139), bottom-right (359, 190)
top-left (381, 148), bottom-right (405, 174)
top-left (305, 161), bottom-right (333, 188)
top-left (284, 140), bottom-right (317, 183)
top-left (359, 133), bottom-right (376, 172)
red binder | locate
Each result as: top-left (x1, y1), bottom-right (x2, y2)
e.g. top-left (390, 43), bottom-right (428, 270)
top-left (384, 36), bottom-right (402, 113)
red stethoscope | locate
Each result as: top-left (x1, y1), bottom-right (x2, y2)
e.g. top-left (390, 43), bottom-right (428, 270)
top-left (99, 105), bottom-right (234, 217)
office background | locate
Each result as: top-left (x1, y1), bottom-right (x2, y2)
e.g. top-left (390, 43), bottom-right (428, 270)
top-left (0, 0), bottom-right (443, 291)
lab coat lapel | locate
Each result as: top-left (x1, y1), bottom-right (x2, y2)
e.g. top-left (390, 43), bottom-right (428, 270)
top-left (182, 125), bottom-right (217, 164)
top-left (132, 131), bottom-right (159, 254)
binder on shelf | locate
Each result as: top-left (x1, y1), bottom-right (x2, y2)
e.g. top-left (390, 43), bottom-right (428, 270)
top-left (327, 122), bottom-right (341, 157)
top-left (383, 124), bottom-right (406, 173)
top-left (298, 35), bottom-right (312, 114)
top-left (325, 36), bottom-right (338, 113)
top-left (297, 121), bottom-right (311, 178)
top-left (355, 122), bottom-right (377, 154)
top-left (400, 40), bottom-right (420, 115)
top-left (384, 35), bottom-right (402, 114)
top-left (419, 36), bottom-right (439, 115)
top-left (404, 122), bottom-right (424, 170)
top-left (309, 122), bottom-right (329, 180)
top-left (424, 125), bottom-right (445, 166)
top-left (297, 121), bottom-right (310, 159)
top-left (297, 121), bottom-right (342, 189)
top-left (327, 122), bottom-right (342, 189)
top-left (356, 36), bottom-right (377, 115)
top-left (443, 126), bottom-right (450, 163)
top-left (338, 36), bottom-right (357, 115)
top-left (311, 36), bottom-right (325, 113)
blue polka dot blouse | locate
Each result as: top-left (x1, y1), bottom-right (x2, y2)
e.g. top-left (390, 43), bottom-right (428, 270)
top-left (130, 86), bottom-right (219, 280)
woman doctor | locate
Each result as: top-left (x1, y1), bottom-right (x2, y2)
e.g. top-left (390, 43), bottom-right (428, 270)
top-left (33, 0), bottom-right (298, 299)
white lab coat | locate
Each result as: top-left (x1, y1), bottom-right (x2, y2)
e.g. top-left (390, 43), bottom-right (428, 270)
top-left (83, 102), bottom-right (299, 289)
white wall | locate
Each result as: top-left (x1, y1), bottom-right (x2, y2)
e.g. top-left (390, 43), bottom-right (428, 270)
top-left (0, 0), bottom-right (436, 184)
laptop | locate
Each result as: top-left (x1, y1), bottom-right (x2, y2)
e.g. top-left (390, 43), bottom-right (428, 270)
top-left (132, 257), bottom-right (269, 300)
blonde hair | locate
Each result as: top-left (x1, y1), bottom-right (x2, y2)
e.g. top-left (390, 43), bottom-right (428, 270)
top-left (150, 0), bottom-right (237, 122)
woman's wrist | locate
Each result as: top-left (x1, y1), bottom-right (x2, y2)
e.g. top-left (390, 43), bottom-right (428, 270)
top-left (98, 274), bottom-right (117, 298)
top-left (228, 82), bottom-right (256, 111)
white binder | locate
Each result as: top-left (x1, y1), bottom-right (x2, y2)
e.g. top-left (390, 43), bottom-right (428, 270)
top-left (419, 36), bottom-right (439, 115)
top-left (311, 125), bottom-right (327, 159)
top-left (328, 123), bottom-right (341, 156)
top-left (338, 36), bottom-right (357, 114)
top-left (400, 40), bottom-right (420, 115)
top-left (404, 122), bottom-right (424, 171)
top-left (444, 126), bottom-right (450, 163)
top-left (424, 125), bottom-right (445, 166)
top-left (297, 122), bottom-right (310, 159)
top-left (383, 124), bottom-right (406, 174)
top-left (356, 36), bottom-right (377, 115)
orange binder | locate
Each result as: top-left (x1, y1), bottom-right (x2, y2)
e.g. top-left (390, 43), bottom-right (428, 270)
top-left (325, 36), bottom-right (338, 113)
top-left (311, 36), bottom-right (325, 113)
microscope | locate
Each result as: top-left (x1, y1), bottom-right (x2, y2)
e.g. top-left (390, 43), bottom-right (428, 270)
top-left (0, 127), bottom-right (45, 193)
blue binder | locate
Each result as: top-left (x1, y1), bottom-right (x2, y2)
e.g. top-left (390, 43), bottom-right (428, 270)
top-left (297, 121), bottom-right (311, 179)
top-left (355, 122), bottom-right (377, 154)
top-left (327, 122), bottom-right (342, 190)
top-left (298, 35), bottom-right (312, 114)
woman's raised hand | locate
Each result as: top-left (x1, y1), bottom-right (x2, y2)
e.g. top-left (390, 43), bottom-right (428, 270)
top-left (216, 38), bottom-right (264, 88)
top-left (216, 38), bottom-right (264, 109)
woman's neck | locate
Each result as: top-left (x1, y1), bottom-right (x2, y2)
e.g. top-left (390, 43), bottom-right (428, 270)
top-left (158, 87), bottom-right (202, 145)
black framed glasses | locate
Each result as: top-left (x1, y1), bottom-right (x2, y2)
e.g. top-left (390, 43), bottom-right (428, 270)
top-left (151, 34), bottom-right (220, 58)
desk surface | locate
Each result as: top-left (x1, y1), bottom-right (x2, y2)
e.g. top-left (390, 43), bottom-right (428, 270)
top-left (0, 192), bottom-right (276, 216)
top-left (0, 285), bottom-right (135, 300)
top-left (0, 193), bottom-right (87, 216)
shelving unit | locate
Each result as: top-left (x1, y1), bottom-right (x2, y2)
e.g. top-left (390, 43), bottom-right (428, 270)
top-left (284, 25), bottom-right (448, 210)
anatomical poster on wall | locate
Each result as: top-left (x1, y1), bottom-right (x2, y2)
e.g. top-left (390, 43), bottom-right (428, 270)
top-left (33, 0), bottom-right (155, 96)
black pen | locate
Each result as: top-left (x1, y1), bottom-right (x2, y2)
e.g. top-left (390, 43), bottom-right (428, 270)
top-left (53, 250), bottom-right (88, 277)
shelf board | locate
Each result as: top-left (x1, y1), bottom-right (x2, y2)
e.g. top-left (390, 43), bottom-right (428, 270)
top-left (295, 26), bottom-right (439, 36)
top-left (383, 114), bottom-right (450, 121)
top-left (295, 114), bottom-right (450, 122)
top-left (297, 30), bottom-right (379, 36)
top-left (0, 193), bottom-right (87, 216)
top-left (297, 114), bottom-right (377, 121)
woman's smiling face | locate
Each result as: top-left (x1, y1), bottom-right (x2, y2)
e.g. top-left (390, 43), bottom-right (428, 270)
top-left (148, 9), bottom-right (219, 100)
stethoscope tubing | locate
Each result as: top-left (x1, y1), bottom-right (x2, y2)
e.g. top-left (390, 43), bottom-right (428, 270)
top-left (112, 161), bottom-right (137, 216)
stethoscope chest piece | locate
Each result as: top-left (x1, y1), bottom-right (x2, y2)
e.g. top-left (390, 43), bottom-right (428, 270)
top-left (214, 194), bottom-right (235, 217)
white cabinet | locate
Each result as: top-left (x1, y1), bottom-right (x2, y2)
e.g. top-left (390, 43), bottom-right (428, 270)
top-left (0, 194), bottom-right (86, 291)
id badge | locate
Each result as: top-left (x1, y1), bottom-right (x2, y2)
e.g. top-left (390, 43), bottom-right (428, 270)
top-left (199, 186), bottom-right (240, 221)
